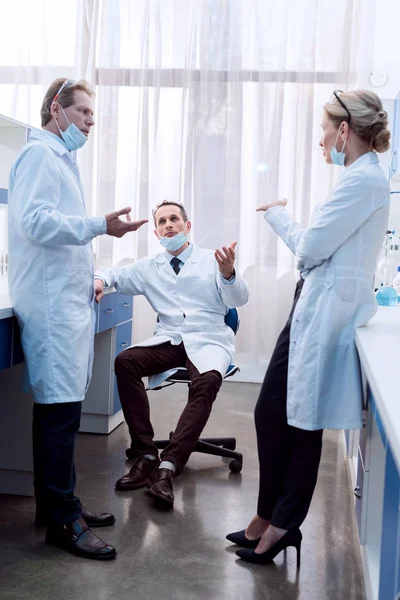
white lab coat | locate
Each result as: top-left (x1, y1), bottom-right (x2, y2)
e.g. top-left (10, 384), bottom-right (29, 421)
top-left (265, 152), bottom-right (390, 430)
top-left (95, 245), bottom-right (249, 388)
top-left (8, 129), bottom-right (106, 404)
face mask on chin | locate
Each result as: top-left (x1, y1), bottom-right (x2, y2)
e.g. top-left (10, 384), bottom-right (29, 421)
top-left (55, 106), bottom-right (88, 152)
top-left (159, 231), bottom-right (188, 251)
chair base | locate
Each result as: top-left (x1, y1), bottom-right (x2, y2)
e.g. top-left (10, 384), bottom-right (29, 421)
top-left (129, 360), bottom-right (243, 474)
top-left (126, 435), bottom-right (243, 473)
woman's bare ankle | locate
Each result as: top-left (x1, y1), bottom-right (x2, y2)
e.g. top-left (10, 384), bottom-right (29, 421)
top-left (245, 515), bottom-right (270, 540)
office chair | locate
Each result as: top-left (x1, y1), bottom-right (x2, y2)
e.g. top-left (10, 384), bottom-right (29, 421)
top-left (125, 308), bottom-right (243, 473)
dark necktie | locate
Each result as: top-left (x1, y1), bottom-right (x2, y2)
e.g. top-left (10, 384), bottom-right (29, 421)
top-left (170, 257), bottom-right (182, 275)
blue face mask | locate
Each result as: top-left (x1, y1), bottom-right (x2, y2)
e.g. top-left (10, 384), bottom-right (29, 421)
top-left (56, 107), bottom-right (88, 152)
top-left (330, 126), bottom-right (347, 166)
top-left (159, 231), bottom-right (187, 252)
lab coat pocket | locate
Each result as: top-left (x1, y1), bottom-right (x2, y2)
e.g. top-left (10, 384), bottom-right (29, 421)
top-left (45, 264), bottom-right (91, 323)
top-left (320, 278), bottom-right (355, 346)
top-left (332, 278), bottom-right (358, 303)
top-left (331, 268), bottom-right (359, 304)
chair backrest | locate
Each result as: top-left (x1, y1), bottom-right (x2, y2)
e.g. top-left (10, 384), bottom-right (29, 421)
top-left (224, 307), bottom-right (239, 335)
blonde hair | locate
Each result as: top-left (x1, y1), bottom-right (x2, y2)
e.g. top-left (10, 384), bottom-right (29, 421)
top-left (40, 78), bottom-right (94, 127)
top-left (324, 90), bottom-right (390, 153)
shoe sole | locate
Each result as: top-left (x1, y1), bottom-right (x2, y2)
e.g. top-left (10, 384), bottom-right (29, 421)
top-left (85, 518), bottom-right (116, 528)
top-left (36, 518), bottom-right (116, 528)
top-left (115, 481), bottom-right (148, 491)
top-left (46, 539), bottom-right (117, 560)
top-left (148, 488), bottom-right (174, 509)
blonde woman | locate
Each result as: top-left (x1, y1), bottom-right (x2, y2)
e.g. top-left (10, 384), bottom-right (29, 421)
top-left (227, 90), bottom-right (391, 565)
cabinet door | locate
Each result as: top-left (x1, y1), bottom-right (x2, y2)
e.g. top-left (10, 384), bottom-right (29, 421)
top-left (115, 294), bottom-right (133, 324)
top-left (98, 293), bottom-right (133, 333)
top-left (113, 320), bottom-right (132, 415)
top-left (378, 447), bottom-right (400, 600)
top-left (115, 320), bottom-right (132, 357)
top-left (98, 292), bottom-right (121, 332)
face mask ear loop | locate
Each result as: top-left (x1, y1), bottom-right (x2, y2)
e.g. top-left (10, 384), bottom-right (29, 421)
top-left (340, 122), bottom-right (348, 153)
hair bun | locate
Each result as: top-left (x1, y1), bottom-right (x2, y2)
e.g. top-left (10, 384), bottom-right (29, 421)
top-left (372, 128), bottom-right (390, 153)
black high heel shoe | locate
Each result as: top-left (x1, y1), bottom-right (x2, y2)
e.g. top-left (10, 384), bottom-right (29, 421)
top-left (236, 528), bottom-right (302, 567)
top-left (226, 529), bottom-right (261, 548)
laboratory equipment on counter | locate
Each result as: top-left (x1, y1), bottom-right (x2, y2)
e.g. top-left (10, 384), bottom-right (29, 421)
top-left (376, 282), bottom-right (398, 306)
top-left (375, 230), bottom-right (399, 287)
top-left (393, 266), bottom-right (400, 302)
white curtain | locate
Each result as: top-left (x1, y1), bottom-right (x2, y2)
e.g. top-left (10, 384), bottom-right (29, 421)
top-left (0, 0), bottom-right (367, 382)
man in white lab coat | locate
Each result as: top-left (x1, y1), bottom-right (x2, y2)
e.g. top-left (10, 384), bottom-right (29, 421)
top-left (8, 78), bottom-right (147, 560)
top-left (95, 200), bottom-right (249, 508)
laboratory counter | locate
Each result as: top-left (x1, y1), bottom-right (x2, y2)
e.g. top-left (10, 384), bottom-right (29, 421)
top-left (351, 305), bottom-right (400, 600)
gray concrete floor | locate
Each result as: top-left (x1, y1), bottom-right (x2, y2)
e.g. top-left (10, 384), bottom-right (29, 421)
top-left (0, 382), bottom-right (366, 600)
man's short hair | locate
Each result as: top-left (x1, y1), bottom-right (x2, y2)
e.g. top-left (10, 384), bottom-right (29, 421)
top-left (152, 200), bottom-right (189, 226)
top-left (40, 78), bottom-right (94, 127)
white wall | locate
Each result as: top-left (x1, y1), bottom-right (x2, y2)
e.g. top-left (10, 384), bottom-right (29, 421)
top-left (357, 0), bottom-right (400, 99)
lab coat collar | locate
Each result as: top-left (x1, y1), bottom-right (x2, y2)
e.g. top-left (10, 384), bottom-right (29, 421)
top-left (346, 151), bottom-right (378, 172)
top-left (29, 128), bottom-right (71, 157)
top-left (154, 243), bottom-right (202, 264)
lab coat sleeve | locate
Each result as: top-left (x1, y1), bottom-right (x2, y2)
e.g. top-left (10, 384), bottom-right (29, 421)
top-left (11, 144), bottom-right (106, 245)
top-left (95, 263), bottom-right (145, 296)
top-left (264, 172), bottom-right (387, 271)
top-left (216, 271), bottom-right (249, 308)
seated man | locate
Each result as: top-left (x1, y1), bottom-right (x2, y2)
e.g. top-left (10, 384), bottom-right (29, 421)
top-left (94, 200), bottom-right (249, 508)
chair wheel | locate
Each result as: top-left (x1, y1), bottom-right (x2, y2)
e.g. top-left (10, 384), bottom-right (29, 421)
top-left (229, 459), bottom-right (242, 473)
top-left (126, 448), bottom-right (134, 459)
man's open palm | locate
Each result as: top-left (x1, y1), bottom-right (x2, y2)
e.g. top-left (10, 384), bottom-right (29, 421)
top-left (106, 207), bottom-right (148, 238)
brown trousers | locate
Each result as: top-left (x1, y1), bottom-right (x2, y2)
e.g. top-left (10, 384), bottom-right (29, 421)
top-left (114, 342), bottom-right (222, 475)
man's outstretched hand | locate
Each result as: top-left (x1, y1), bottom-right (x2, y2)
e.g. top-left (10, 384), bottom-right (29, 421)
top-left (106, 207), bottom-right (148, 238)
top-left (215, 241), bottom-right (237, 280)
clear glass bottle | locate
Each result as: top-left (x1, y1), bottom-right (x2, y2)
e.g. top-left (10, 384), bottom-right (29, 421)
top-left (393, 266), bottom-right (400, 302)
top-left (376, 230), bottom-right (398, 287)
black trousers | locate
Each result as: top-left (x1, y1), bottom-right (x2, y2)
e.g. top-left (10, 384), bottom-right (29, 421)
top-left (32, 402), bottom-right (82, 525)
top-left (255, 278), bottom-right (323, 530)
top-left (115, 342), bottom-right (222, 475)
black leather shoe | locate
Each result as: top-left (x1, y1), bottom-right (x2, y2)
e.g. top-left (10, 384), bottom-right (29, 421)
top-left (115, 456), bottom-right (160, 491)
top-left (226, 529), bottom-right (260, 548)
top-left (46, 517), bottom-right (117, 560)
top-left (81, 506), bottom-right (115, 527)
top-left (35, 505), bottom-right (115, 528)
top-left (147, 468), bottom-right (174, 508)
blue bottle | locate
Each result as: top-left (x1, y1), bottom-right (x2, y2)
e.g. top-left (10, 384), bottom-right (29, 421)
top-left (376, 283), bottom-right (398, 306)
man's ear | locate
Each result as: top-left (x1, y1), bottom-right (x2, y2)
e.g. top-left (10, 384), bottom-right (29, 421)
top-left (186, 221), bottom-right (192, 234)
top-left (51, 101), bottom-right (61, 121)
top-left (154, 229), bottom-right (160, 239)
